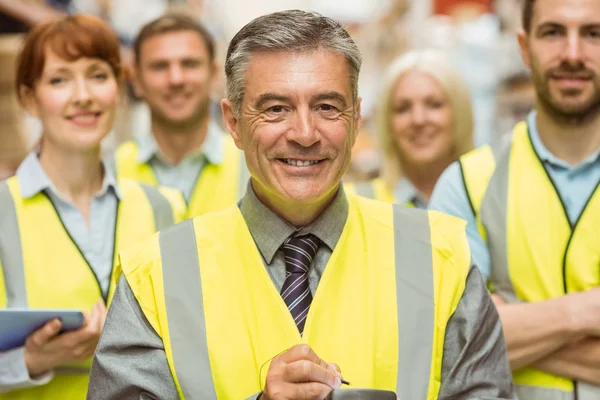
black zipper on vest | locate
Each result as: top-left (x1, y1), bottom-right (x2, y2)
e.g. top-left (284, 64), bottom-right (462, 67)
top-left (42, 191), bottom-right (120, 304)
top-left (527, 127), bottom-right (600, 400)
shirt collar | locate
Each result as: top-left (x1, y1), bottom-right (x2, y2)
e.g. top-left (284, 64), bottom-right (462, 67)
top-left (17, 152), bottom-right (122, 200)
top-left (527, 111), bottom-right (600, 169)
top-left (137, 122), bottom-right (225, 166)
top-left (239, 181), bottom-right (349, 264)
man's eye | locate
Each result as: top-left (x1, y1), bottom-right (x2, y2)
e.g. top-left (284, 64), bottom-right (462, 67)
top-left (182, 59), bottom-right (201, 68)
top-left (542, 29), bottom-right (560, 37)
top-left (267, 105), bottom-right (285, 113)
top-left (586, 30), bottom-right (600, 39)
top-left (150, 63), bottom-right (168, 71)
top-left (319, 104), bottom-right (336, 111)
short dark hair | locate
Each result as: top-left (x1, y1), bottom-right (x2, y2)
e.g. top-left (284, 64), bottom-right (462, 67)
top-left (522, 0), bottom-right (536, 33)
top-left (134, 14), bottom-right (216, 64)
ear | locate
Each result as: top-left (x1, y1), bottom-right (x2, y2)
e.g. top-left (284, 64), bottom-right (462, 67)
top-left (221, 98), bottom-right (243, 150)
top-left (517, 29), bottom-right (532, 68)
top-left (19, 85), bottom-right (39, 118)
top-left (352, 97), bottom-right (363, 145)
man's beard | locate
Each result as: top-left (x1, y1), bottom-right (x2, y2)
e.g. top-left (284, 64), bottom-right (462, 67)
top-left (531, 59), bottom-right (600, 124)
top-left (151, 95), bottom-right (211, 133)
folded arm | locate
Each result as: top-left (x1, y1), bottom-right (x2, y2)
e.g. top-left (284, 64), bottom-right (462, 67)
top-left (534, 337), bottom-right (600, 385)
top-left (491, 288), bottom-right (600, 371)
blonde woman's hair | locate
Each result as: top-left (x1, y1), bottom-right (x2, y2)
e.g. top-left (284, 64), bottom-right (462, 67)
top-left (377, 49), bottom-right (474, 191)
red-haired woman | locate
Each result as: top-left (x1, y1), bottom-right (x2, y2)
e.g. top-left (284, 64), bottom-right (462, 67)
top-left (0, 14), bottom-right (185, 399)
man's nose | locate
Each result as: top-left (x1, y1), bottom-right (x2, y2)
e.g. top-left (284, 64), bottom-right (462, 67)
top-left (562, 33), bottom-right (584, 66)
top-left (168, 65), bottom-right (184, 85)
top-left (287, 108), bottom-right (320, 147)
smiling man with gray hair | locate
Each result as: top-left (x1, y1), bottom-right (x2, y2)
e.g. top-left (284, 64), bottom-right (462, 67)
top-left (87, 9), bottom-right (512, 400)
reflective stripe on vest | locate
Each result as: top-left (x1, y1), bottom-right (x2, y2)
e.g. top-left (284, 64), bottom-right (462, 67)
top-left (139, 184), bottom-right (174, 231)
top-left (479, 144), bottom-right (518, 303)
top-left (157, 206), bottom-right (435, 399)
top-left (393, 205), bottom-right (433, 398)
top-left (159, 219), bottom-right (216, 398)
top-left (0, 181), bottom-right (27, 307)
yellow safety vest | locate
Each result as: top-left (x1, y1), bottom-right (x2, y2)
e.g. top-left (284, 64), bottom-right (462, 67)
top-left (460, 121), bottom-right (600, 399)
top-left (344, 178), bottom-right (416, 207)
top-left (0, 176), bottom-right (185, 400)
top-left (121, 195), bottom-right (472, 399)
top-left (115, 135), bottom-right (245, 218)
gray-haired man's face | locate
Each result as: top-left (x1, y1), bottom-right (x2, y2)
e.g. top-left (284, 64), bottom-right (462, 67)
top-left (224, 50), bottom-right (361, 207)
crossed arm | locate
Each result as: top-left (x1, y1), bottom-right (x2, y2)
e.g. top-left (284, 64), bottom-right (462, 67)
top-left (493, 290), bottom-right (600, 384)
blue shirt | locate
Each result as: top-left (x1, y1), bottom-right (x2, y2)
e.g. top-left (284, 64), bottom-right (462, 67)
top-left (136, 123), bottom-right (225, 202)
top-left (429, 111), bottom-right (600, 281)
top-left (0, 152), bottom-right (120, 392)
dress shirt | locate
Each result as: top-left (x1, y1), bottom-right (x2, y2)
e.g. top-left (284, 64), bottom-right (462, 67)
top-left (429, 111), bottom-right (600, 281)
top-left (136, 122), bottom-right (225, 202)
top-left (87, 182), bottom-right (513, 400)
top-left (239, 182), bottom-right (347, 295)
top-left (0, 151), bottom-right (119, 392)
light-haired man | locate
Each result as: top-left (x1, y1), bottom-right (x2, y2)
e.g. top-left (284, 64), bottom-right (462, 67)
top-left (88, 10), bottom-right (512, 400)
top-left (114, 14), bottom-right (247, 217)
top-left (430, 0), bottom-right (600, 398)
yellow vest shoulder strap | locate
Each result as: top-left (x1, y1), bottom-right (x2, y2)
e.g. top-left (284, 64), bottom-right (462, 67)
top-left (458, 144), bottom-right (496, 218)
top-left (343, 179), bottom-right (397, 204)
top-left (115, 141), bottom-right (157, 185)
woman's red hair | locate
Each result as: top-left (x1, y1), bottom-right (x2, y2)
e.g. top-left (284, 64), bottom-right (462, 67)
top-left (16, 14), bottom-right (121, 103)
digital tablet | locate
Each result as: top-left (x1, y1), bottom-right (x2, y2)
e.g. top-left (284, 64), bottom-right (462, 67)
top-left (0, 309), bottom-right (84, 351)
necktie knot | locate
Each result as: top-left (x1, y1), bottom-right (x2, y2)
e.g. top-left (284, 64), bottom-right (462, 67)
top-left (282, 234), bottom-right (321, 275)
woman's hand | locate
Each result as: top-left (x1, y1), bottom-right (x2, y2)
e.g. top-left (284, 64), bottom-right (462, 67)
top-left (24, 301), bottom-right (107, 377)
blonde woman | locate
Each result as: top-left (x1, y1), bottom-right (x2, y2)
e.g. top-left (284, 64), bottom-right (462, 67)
top-left (346, 49), bottom-right (474, 207)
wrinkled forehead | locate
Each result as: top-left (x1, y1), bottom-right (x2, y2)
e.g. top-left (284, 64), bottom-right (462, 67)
top-left (243, 50), bottom-right (354, 105)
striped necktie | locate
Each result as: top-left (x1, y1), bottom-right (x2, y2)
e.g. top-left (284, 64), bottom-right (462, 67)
top-left (280, 234), bottom-right (321, 335)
